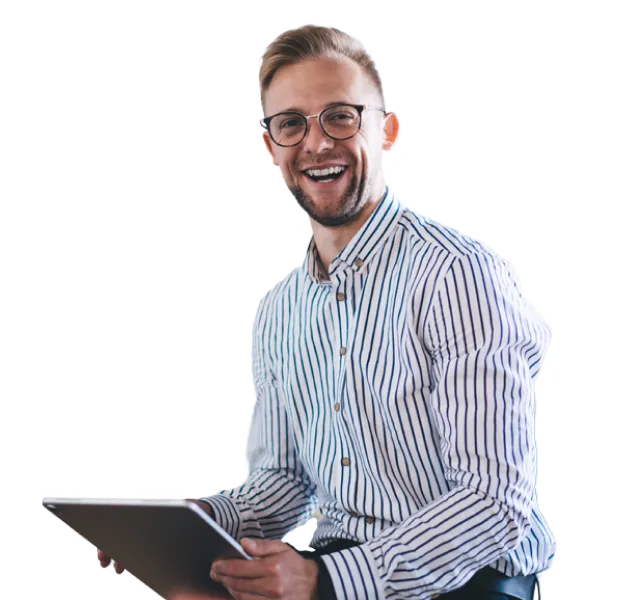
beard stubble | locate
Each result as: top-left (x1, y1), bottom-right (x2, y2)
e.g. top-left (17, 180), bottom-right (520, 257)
top-left (289, 161), bottom-right (370, 228)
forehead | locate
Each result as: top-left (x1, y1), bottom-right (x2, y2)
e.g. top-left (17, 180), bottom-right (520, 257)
top-left (264, 56), bottom-right (376, 115)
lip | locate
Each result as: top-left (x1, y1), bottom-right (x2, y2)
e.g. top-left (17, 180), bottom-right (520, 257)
top-left (300, 163), bottom-right (349, 171)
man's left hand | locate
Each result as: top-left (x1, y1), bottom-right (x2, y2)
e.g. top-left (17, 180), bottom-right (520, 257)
top-left (210, 538), bottom-right (319, 600)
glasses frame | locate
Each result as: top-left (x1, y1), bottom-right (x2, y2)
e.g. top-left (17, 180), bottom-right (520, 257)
top-left (260, 103), bottom-right (387, 147)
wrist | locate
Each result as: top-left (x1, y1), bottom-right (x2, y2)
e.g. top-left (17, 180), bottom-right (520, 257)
top-left (306, 558), bottom-right (320, 600)
top-left (186, 498), bottom-right (214, 518)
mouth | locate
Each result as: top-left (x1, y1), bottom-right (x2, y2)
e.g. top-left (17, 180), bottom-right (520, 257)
top-left (301, 164), bottom-right (349, 186)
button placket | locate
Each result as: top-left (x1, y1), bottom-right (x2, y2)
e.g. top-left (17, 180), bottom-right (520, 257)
top-left (334, 273), bottom-right (349, 398)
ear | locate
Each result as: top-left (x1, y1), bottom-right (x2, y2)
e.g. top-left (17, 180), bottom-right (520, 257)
top-left (263, 132), bottom-right (279, 166)
top-left (382, 112), bottom-right (399, 151)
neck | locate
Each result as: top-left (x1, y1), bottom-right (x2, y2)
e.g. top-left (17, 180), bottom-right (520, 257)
top-left (311, 182), bottom-right (386, 273)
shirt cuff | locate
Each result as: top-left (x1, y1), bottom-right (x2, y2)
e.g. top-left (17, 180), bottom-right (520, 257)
top-left (319, 545), bottom-right (385, 600)
top-left (316, 557), bottom-right (338, 600)
top-left (198, 495), bottom-right (242, 540)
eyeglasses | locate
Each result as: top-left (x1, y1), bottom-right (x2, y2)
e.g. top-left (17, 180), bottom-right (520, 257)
top-left (260, 103), bottom-right (386, 147)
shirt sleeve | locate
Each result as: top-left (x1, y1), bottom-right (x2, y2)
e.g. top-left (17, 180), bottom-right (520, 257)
top-left (199, 295), bottom-right (318, 541)
top-left (319, 251), bottom-right (551, 599)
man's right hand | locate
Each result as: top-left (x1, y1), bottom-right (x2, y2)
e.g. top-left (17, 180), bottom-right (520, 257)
top-left (96, 499), bottom-right (214, 574)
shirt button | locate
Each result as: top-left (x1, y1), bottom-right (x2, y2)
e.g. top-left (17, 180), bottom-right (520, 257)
top-left (339, 346), bottom-right (347, 356)
top-left (365, 516), bottom-right (375, 524)
top-left (336, 292), bottom-right (346, 302)
top-left (354, 258), bottom-right (364, 268)
top-left (334, 403), bottom-right (341, 412)
top-left (341, 457), bottom-right (351, 467)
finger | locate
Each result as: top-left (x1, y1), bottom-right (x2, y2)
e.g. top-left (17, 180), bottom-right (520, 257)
top-left (114, 562), bottom-right (125, 574)
top-left (212, 540), bottom-right (292, 579)
top-left (218, 574), bottom-right (280, 597)
top-left (97, 550), bottom-right (111, 568)
top-left (170, 587), bottom-right (233, 600)
top-left (239, 538), bottom-right (288, 558)
top-left (212, 557), bottom-right (277, 580)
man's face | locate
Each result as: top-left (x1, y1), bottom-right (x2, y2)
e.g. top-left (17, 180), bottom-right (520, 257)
top-left (262, 57), bottom-right (395, 227)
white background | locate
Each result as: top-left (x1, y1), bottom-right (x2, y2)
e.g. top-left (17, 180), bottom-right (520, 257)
top-left (1, 1), bottom-right (635, 598)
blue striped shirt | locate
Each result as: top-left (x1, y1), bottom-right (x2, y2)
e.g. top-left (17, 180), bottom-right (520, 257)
top-left (202, 187), bottom-right (555, 599)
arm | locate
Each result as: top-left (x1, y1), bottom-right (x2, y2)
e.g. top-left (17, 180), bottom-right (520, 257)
top-left (319, 251), bottom-right (551, 599)
top-left (199, 295), bottom-right (318, 542)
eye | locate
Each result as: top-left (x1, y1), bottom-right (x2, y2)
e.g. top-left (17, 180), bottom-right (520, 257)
top-left (280, 117), bottom-right (302, 129)
top-left (329, 112), bottom-right (355, 121)
top-left (324, 109), bottom-right (358, 126)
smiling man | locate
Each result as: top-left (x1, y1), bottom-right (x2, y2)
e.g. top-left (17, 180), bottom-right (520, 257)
top-left (261, 56), bottom-right (394, 235)
top-left (102, 25), bottom-right (554, 600)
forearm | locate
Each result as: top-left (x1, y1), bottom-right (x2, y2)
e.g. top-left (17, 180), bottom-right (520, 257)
top-left (321, 485), bottom-right (527, 600)
top-left (198, 467), bottom-right (317, 541)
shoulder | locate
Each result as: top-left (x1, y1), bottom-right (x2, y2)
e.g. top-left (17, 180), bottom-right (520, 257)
top-left (253, 265), bottom-right (306, 333)
top-left (395, 207), bottom-right (517, 296)
top-left (398, 206), bottom-right (505, 265)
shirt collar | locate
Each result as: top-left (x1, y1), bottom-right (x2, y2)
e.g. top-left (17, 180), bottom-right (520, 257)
top-left (304, 186), bottom-right (404, 283)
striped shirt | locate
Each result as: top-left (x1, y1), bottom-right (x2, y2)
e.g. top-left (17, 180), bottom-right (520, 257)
top-left (202, 187), bottom-right (555, 599)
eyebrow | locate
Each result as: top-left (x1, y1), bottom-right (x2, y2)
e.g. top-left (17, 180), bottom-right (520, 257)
top-left (280, 101), bottom-right (353, 113)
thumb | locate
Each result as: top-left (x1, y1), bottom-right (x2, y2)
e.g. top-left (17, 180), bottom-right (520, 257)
top-left (240, 537), bottom-right (288, 556)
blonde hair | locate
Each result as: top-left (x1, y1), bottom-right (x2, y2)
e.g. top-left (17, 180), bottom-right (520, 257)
top-left (259, 25), bottom-right (385, 110)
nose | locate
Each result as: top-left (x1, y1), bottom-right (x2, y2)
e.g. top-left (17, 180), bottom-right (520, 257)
top-left (302, 116), bottom-right (335, 154)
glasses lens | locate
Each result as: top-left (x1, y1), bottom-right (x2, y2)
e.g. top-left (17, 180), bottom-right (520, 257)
top-left (321, 105), bottom-right (360, 139)
top-left (269, 113), bottom-right (306, 146)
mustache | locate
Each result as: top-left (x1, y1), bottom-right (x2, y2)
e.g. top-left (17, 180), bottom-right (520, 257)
top-left (296, 156), bottom-right (351, 170)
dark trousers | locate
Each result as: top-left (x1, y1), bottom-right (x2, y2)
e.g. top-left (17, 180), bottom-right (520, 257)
top-left (297, 539), bottom-right (540, 600)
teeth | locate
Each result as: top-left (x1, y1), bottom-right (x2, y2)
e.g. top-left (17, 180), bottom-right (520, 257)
top-left (306, 165), bottom-right (346, 177)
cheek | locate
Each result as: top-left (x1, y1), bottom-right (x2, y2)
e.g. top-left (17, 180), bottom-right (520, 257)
top-left (282, 152), bottom-right (299, 175)
top-left (271, 153), bottom-right (290, 179)
top-left (356, 148), bottom-right (370, 174)
top-left (361, 143), bottom-right (381, 170)
top-left (285, 161), bottom-right (297, 178)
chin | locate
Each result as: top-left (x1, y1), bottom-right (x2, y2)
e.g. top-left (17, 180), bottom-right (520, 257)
top-left (291, 169), bottom-right (369, 226)
top-left (311, 209), bottom-right (361, 228)
top-left (293, 187), bottom-right (363, 227)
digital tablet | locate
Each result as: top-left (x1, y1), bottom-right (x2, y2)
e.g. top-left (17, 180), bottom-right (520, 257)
top-left (43, 497), bottom-right (252, 599)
